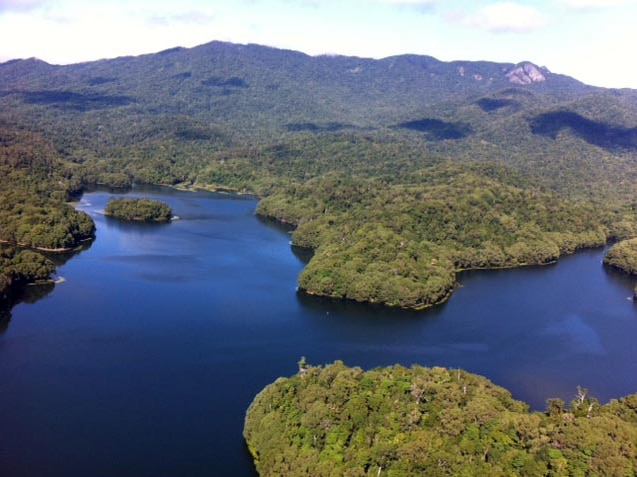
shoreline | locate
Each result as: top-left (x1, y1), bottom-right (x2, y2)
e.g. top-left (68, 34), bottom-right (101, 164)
top-left (259, 211), bottom-right (612, 310)
top-left (0, 238), bottom-right (92, 254)
top-left (78, 183), bottom-right (618, 312)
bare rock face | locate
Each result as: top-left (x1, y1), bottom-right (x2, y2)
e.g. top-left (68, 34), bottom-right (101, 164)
top-left (506, 62), bottom-right (547, 85)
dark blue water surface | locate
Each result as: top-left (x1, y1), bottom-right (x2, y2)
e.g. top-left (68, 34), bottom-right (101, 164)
top-left (1, 186), bottom-right (637, 476)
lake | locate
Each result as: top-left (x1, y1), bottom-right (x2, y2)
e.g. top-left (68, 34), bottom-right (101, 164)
top-left (1, 186), bottom-right (636, 476)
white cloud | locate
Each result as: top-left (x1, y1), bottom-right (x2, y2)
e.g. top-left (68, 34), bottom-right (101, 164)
top-left (463, 2), bottom-right (547, 33)
top-left (559, 0), bottom-right (633, 10)
top-left (0, 0), bottom-right (47, 12)
top-left (373, 0), bottom-right (438, 4)
top-left (0, 2), bottom-right (220, 64)
top-left (148, 10), bottom-right (216, 27)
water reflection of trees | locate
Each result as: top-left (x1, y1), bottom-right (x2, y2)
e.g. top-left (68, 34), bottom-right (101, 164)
top-left (0, 282), bottom-right (55, 333)
top-left (602, 262), bottom-right (637, 299)
top-left (0, 241), bottom-right (92, 333)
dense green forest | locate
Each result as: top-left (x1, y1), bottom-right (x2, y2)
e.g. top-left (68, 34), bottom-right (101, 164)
top-left (104, 197), bottom-right (173, 222)
top-left (245, 361), bottom-right (637, 476)
top-left (0, 121), bottom-right (95, 297)
top-left (3, 40), bottom-right (637, 476)
top-left (603, 238), bottom-right (637, 297)
top-left (258, 163), bottom-right (610, 308)
top-left (2, 40), bottom-right (637, 307)
top-left (604, 238), bottom-right (637, 275)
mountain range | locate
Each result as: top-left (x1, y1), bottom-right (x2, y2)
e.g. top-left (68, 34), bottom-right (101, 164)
top-left (2, 40), bottom-right (637, 310)
top-left (4, 41), bottom-right (637, 476)
top-left (2, 41), bottom-right (637, 197)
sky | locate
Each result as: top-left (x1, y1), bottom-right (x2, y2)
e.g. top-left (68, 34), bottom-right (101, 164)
top-left (0, 0), bottom-right (636, 88)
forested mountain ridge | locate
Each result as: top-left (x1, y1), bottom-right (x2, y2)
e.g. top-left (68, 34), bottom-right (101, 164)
top-left (1, 41), bottom-right (634, 197)
top-left (2, 40), bottom-right (637, 309)
top-left (0, 41), bottom-right (592, 127)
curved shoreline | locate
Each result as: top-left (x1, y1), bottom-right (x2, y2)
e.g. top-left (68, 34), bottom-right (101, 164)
top-left (259, 211), bottom-right (611, 311)
top-left (0, 238), bottom-right (92, 254)
top-left (80, 183), bottom-right (619, 312)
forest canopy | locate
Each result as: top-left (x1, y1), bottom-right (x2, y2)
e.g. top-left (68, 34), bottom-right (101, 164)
top-left (245, 361), bottom-right (637, 477)
top-left (257, 164), bottom-right (610, 309)
top-left (0, 122), bottom-right (95, 296)
top-left (2, 41), bottom-right (637, 307)
top-left (604, 238), bottom-right (637, 275)
top-left (104, 197), bottom-right (173, 222)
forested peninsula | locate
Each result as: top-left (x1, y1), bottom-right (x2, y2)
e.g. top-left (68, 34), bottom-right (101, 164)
top-left (2, 40), bottom-right (637, 308)
top-left (603, 238), bottom-right (637, 298)
top-left (245, 361), bottom-right (637, 477)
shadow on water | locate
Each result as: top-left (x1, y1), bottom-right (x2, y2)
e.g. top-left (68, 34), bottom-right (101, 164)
top-left (255, 214), bottom-right (296, 232)
top-left (602, 262), bottom-right (637, 299)
top-left (44, 239), bottom-right (94, 266)
top-left (82, 184), bottom-right (133, 195)
top-left (296, 288), bottom-right (450, 322)
top-left (0, 282), bottom-right (55, 334)
top-left (255, 214), bottom-right (315, 264)
top-left (0, 242), bottom-right (93, 333)
top-left (104, 215), bottom-right (173, 232)
top-left (291, 245), bottom-right (314, 264)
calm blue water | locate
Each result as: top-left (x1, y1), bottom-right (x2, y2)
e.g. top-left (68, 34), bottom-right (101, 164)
top-left (1, 186), bottom-right (636, 476)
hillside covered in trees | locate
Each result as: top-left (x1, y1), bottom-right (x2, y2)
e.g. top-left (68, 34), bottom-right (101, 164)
top-left (0, 121), bottom-right (95, 300)
top-left (1, 40), bottom-right (637, 308)
top-left (3, 39), bottom-right (637, 477)
top-left (603, 238), bottom-right (637, 297)
top-left (245, 361), bottom-right (637, 477)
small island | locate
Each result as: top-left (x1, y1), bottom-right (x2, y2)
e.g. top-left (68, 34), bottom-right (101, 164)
top-left (104, 197), bottom-right (173, 223)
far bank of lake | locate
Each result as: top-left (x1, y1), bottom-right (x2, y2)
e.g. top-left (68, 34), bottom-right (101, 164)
top-left (0, 185), bottom-right (636, 476)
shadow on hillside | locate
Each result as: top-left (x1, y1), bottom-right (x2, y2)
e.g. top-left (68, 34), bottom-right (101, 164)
top-left (395, 118), bottom-right (472, 140)
top-left (530, 111), bottom-right (637, 151)
top-left (475, 97), bottom-right (520, 112)
top-left (286, 122), bottom-right (353, 133)
top-left (20, 90), bottom-right (134, 111)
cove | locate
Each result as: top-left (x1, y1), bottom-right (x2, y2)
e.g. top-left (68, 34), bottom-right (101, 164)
top-left (0, 186), bottom-right (636, 476)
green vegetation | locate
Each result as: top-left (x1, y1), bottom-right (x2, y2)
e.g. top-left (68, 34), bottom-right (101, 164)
top-left (604, 238), bottom-right (637, 275)
top-left (104, 197), bottom-right (173, 222)
top-left (603, 238), bottom-right (637, 297)
top-left (245, 361), bottom-right (637, 477)
top-left (0, 247), bottom-right (56, 293)
top-left (0, 121), bottom-right (95, 297)
top-left (4, 41), bottom-right (637, 475)
top-left (258, 163), bottom-right (608, 309)
top-left (2, 41), bottom-right (637, 308)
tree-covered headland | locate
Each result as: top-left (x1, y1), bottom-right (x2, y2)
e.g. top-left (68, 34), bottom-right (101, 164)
top-left (0, 122), bottom-right (95, 297)
top-left (604, 238), bottom-right (637, 276)
top-left (245, 361), bottom-right (637, 477)
top-left (603, 238), bottom-right (637, 297)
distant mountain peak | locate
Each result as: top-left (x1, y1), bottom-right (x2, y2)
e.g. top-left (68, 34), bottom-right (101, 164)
top-left (506, 62), bottom-right (547, 85)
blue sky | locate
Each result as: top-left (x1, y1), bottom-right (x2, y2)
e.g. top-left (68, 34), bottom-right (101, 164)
top-left (0, 0), bottom-right (636, 88)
